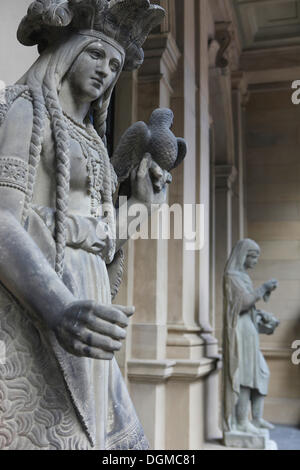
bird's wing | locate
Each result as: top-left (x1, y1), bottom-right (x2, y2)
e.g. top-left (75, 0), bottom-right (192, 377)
top-left (111, 121), bottom-right (150, 182)
top-left (173, 138), bottom-right (187, 170)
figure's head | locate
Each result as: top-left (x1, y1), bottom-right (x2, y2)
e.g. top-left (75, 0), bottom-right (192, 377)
top-left (55, 32), bottom-right (125, 109)
top-left (244, 249), bottom-right (260, 270)
top-left (17, 0), bottom-right (165, 136)
top-left (65, 38), bottom-right (123, 103)
top-left (149, 108), bottom-right (174, 127)
top-left (225, 239), bottom-right (261, 275)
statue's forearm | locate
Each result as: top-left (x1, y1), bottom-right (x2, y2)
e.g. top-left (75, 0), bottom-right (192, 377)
top-left (240, 286), bottom-right (266, 313)
top-left (0, 209), bottom-right (75, 329)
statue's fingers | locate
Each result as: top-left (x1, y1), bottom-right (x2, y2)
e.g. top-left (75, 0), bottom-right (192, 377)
top-left (137, 154), bottom-right (151, 180)
top-left (79, 329), bottom-right (122, 352)
top-left (84, 316), bottom-right (127, 340)
top-left (72, 340), bottom-right (114, 360)
top-left (93, 305), bottom-right (129, 328)
top-left (130, 166), bottom-right (138, 183)
top-left (164, 170), bottom-right (172, 185)
top-left (149, 160), bottom-right (163, 179)
top-left (113, 305), bottom-right (135, 317)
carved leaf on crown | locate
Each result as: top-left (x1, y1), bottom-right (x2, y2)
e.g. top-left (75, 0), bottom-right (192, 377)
top-left (108, 0), bottom-right (164, 47)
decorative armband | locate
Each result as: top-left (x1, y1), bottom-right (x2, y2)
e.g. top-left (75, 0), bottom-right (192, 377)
top-left (0, 156), bottom-right (28, 194)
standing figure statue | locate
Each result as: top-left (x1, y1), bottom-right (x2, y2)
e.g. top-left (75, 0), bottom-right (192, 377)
top-left (0, 0), bottom-right (186, 450)
top-left (223, 239), bottom-right (280, 448)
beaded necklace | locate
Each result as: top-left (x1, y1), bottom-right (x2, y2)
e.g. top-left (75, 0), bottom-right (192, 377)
top-left (62, 110), bottom-right (117, 264)
top-left (63, 110), bottom-right (106, 217)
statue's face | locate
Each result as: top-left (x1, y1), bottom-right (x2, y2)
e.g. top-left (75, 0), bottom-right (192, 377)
top-left (65, 40), bottom-right (123, 102)
top-left (244, 251), bottom-right (260, 270)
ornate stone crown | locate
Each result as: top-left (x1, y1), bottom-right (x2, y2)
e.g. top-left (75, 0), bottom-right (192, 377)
top-left (17, 0), bottom-right (165, 70)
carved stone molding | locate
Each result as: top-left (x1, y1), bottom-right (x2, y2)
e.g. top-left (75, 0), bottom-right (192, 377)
top-left (127, 359), bottom-right (176, 384)
top-left (169, 359), bottom-right (217, 383)
top-left (215, 21), bottom-right (233, 69)
top-left (139, 32), bottom-right (181, 94)
top-left (215, 164), bottom-right (237, 190)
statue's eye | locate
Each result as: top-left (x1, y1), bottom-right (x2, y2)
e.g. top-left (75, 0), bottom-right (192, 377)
top-left (89, 49), bottom-right (106, 60)
top-left (110, 60), bottom-right (120, 73)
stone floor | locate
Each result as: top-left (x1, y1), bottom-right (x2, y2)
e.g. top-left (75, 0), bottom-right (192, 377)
top-left (270, 425), bottom-right (300, 450)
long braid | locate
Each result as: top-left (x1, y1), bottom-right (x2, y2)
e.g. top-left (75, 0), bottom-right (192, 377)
top-left (21, 88), bottom-right (46, 226)
top-left (92, 94), bottom-right (110, 141)
top-left (43, 71), bottom-right (70, 278)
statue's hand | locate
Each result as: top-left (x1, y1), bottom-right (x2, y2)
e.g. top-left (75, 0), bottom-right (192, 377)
top-left (131, 154), bottom-right (172, 209)
top-left (263, 279), bottom-right (278, 293)
top-left (54, 300), bottom-right (134, 360)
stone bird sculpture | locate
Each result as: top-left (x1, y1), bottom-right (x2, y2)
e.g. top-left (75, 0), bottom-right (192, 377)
top-left (111, 108), bottom-right (187, 184)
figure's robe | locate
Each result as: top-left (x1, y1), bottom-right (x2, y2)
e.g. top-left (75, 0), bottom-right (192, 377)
top-left (223, 271), bottom-right (270, 432)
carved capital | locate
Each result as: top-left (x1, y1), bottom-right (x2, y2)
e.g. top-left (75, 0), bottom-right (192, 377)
top-left (139, 32), bottom-right (181, 93)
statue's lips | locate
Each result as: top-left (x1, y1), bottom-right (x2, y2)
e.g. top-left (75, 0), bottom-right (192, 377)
top-left (90, 77), bottom-right (104, 87)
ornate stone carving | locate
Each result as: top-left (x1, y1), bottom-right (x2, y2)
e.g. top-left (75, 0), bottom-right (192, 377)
top-left (215, 22), bottom-right (233, 69)
top-left (0, 157), bottom-right (28, 193)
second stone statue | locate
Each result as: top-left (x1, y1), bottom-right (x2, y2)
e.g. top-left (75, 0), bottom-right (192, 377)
top-left (222, 239), bottom-right (280, 449)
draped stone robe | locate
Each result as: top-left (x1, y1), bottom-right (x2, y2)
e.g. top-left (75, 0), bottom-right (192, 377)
top-left (223, 269), bottom-right (270, 432)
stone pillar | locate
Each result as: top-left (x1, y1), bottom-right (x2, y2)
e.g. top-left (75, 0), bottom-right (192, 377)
top-left (232, 71), bottom-right (249, 240)
top-left (127, 31), bottom-right (180, 450)
top-left (197, 1), bottom-right (222, 442)
top-left (214, 164), bottom-right (237, 340)
top-left (164, 0), bottom-right (220, 449)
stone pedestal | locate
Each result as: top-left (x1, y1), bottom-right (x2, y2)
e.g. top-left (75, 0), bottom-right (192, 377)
top-left (224, 430), bottom-right (278, 450)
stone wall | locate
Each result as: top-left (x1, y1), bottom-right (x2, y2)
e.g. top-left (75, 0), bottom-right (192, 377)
top-left (246, 84), bottom-right (300, 425)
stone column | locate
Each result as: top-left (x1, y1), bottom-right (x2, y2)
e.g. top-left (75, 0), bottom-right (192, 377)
top-left (127, 31), bottom-right (180, 450)
top-left (232, 71), bottom-right (249, 240)
top-left (197, 2), bottom-right (222, 442)
top-left (214, 164), bottom-right (237, 339)
top-left (164, 0), bottom-right (221, 449)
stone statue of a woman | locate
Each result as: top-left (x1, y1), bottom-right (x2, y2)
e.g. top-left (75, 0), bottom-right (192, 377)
top-left (223, 239), bottom-right (279, 448)
top-left (0, 0), bottom-right (182, 450)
